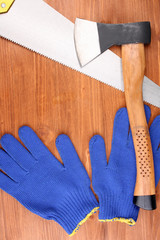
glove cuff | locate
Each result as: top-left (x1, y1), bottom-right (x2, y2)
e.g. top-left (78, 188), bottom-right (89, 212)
top-left (98, 192), bottom-right (139, 225)
top-left (55, 187), bottom-right (99, 236)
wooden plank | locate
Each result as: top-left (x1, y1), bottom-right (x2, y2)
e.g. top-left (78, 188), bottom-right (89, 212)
top-left (0, 0), bottom-right (160, 239)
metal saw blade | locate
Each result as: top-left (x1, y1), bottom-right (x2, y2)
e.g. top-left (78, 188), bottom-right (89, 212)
top-left (0, 0), bottom-right (159, 108)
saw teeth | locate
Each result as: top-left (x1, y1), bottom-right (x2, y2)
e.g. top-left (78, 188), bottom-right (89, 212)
top-left (0, 0), bottom-right (14, 13)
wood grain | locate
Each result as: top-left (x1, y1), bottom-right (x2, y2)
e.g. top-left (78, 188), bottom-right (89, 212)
top-left (122, 43), bottom-right (155, 199)
top-left (0, 0), bottom-right (160, 240)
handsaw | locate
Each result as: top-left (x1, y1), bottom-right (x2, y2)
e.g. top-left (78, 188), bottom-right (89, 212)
top-left (0, 0), bottom-right (159, 108)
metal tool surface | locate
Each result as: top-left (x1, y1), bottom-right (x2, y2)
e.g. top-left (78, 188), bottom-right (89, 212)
top-left (0, 0), bottom-right (159, 108)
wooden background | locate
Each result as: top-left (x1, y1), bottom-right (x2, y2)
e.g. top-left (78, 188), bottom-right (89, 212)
top-left (0, 0), bottom-right (160, 239)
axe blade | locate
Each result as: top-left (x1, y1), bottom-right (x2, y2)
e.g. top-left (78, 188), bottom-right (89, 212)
top-left (74, 18), bottom-right (101, 67)
top-left (74, 18), bottom-right (151, 67)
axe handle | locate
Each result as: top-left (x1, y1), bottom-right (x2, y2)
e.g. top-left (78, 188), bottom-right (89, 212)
top-left (122, 43), bottom-right (156, 210)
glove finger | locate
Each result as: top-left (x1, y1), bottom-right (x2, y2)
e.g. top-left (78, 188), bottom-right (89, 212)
top-left (144, 104), bottom-right (151, 124)
top-left (1, 134), bottom-right (35, 171)
top-left (154, 153), bottom-right (160, 187)
top-left (19, 126), bottom-right (52, 159)
top-left (0, 149), bottom-right (27, 182)
top-left (150, 115), bottom-right (160, 153)
top-left (0, 171), bottom-right (17, 194)
top-left (56, 134), bottom-right (85, 171)
top-left (19, 126), bottom-right (64, 170)
top-left (128, 104), bottom-right (151, 146)
top-left (89, 135), bottom-right (107, 174)
top-left (112, 108), bottom-right (129, 144)
top-left (149, 115), bottom-right (160, 187)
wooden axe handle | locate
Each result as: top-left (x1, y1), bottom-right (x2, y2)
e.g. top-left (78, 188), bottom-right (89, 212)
top-left (122, 44), bottom-right (156, 210)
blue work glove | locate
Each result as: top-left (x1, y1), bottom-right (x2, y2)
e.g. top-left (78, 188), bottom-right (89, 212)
top-left (89, 105), bottom-right (160, 225)
top-left (0, 126), bottom-right (99, 236)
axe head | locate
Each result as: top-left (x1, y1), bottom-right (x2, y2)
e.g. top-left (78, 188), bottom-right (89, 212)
top-left (74, 18), bottom-right (151, 67)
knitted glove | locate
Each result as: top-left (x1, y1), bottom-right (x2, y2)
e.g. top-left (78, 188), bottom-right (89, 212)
top-left (0, 126), bottom-right (98, 236)
top-left (89, 105), bottom-right (160, 225)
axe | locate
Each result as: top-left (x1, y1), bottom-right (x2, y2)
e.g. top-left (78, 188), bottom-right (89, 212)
top-left (74, 18), bottom-right (156, 210)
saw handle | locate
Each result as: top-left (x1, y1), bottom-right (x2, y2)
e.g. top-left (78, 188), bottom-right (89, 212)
top-left (122, 43), bottom-right (156, 210)
top-left (0, 0), bottom-right (15, 14)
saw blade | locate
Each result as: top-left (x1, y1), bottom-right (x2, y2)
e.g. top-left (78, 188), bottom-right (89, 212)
top-left (0, 0), bottom-right (159, 108)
